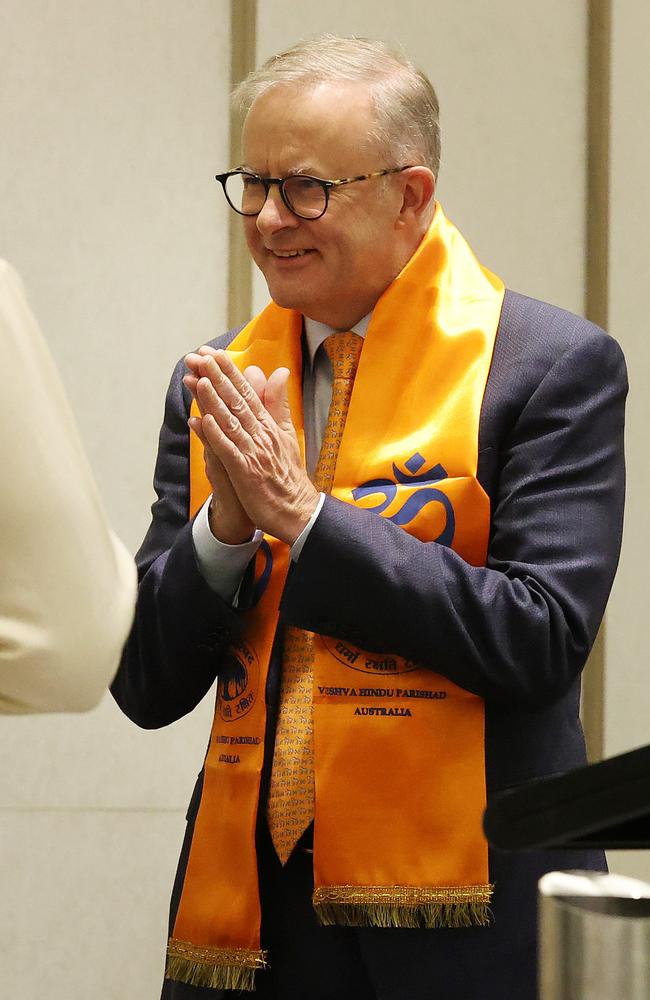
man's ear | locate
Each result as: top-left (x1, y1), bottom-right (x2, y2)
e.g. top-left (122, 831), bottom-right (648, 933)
top-left (397, 166), bottom-right (436, 226)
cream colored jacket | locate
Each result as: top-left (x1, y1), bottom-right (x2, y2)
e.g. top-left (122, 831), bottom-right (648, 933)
top-left (0, 261), bottom-right (136, 713)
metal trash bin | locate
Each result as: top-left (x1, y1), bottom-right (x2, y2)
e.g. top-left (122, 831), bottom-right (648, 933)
top-left (539, 871), bottom-right (650, 1000)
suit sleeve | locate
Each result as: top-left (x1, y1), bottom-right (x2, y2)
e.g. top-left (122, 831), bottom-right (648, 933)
top-left (280, 326), bottom-right (627, 709)
top-left (110, 355), bottom-right (241, 729)
top-left (0, 261), bottom-right (136, 714)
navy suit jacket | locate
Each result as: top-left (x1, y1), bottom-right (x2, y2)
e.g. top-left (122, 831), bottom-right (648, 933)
top-left (113, 289), bottom-right (626, 787)
top-left (111, 289), bottom-right (627, 998)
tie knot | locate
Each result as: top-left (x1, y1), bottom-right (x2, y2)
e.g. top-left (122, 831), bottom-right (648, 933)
top-left (323, 332), bottom-right (363, 380)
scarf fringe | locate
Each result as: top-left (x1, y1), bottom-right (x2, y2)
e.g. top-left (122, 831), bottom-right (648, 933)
top-left (165, 939), bottom-right (267, 992)
top-left (312, 885), bottom-right (493, 929)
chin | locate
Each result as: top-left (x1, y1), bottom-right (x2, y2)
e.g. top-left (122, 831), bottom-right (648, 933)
top-left (264, 279), bottom-right (318, 315)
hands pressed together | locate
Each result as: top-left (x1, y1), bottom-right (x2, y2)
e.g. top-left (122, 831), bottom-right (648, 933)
top-left (183, 348), bottom-right (320, 546)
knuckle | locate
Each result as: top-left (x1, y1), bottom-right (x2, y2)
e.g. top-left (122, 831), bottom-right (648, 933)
top-left (253, 428), bottom-right (271, 451)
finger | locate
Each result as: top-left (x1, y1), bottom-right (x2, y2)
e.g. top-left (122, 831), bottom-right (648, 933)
top-left (185, 352), bottom-right (207, 376)
top-left (189, 416), bottom-right (230, 488)
top-left (187, 363), bottom-right (226, 415)
top-left (186, 346), bottom-right (224, 378)
top-left (198, 355), bottom-right (261, 438)
top-left (212, 351), bottom-right (268, 421)
top-left (188, 415), bottom-right (207, 446)
top-left (264, 367), bottom-right (294, 433)
top-left (243, 365), bottom-right (267, 401)
top-left (197, 356), bottom-right (267, 416)
top-left (190, 352), bottom-right (265, 403)
top-left (201, 412), bottom-right (245, 473)
top-left (186, 372), bottom-right (217, 413)
top-left (183, 373), bottom-right (199, 397)
top-left (196, 375), bottom-right (253, 452)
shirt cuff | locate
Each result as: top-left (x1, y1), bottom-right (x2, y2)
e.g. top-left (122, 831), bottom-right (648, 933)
top-left (290, 493), bottom-right (326, 562)
top-left (192, 496), bottom-right (263, 603)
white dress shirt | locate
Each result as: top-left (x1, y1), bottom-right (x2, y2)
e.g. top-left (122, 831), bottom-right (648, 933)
top-left (192, 314), bottom-right (371, 602)
top-left (0, 261), bottom-right (137, 713)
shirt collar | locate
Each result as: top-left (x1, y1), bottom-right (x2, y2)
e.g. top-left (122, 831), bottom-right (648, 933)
top-left (303, 313), bottom-right (372, 370)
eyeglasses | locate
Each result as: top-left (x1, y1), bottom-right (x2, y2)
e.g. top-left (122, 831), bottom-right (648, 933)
top-left (214, 166), bottom-right (413, 221)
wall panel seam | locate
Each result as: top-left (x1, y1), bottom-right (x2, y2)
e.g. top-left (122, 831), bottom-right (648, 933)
top-left (581, 0), bottom-right (611, 763)
top-left (228, 0), bottom-right (257, 328)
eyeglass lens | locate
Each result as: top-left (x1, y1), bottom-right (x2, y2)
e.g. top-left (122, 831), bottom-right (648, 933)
top-left (225, 173), bottom-right (327, 219)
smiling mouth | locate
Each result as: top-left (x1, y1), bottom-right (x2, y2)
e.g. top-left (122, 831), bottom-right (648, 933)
top-left (269, 248), bottom-right (315, 258)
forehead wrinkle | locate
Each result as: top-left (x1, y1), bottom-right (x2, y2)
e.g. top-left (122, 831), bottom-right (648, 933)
top-left (244, 150), bottom-right (329, 178)
top-left (237, 162), bottom-right (321, 178)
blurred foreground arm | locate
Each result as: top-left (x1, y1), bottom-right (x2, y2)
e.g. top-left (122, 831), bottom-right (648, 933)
top-left (0, 261), bottom-right (136, 713)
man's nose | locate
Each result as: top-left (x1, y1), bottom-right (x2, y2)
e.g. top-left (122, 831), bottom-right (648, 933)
top-left (255, 184), bottom-right (299, 234)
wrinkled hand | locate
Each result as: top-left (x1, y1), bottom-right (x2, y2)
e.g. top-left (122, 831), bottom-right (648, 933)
top-left (190, 349), bottom-right (319, 545)
top-left (184, 347), bottom-right (266, 544)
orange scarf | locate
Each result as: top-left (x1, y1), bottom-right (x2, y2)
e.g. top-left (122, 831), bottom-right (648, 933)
top-left (167, 206), bottom-right (505, 991)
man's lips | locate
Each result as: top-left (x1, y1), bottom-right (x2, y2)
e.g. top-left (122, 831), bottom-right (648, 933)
top-left (266, 248), bottom-right (317, 259)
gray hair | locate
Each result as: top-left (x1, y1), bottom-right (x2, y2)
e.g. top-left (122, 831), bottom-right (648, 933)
top-left (233, 34), bottom-right (441, 177)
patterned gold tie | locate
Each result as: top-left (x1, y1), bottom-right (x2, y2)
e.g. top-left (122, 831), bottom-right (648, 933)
top-left (267, 332), bottom-right (364, 864)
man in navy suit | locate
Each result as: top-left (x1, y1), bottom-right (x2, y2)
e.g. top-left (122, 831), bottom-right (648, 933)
top-left (112, 35), bottom-right (626, 1000)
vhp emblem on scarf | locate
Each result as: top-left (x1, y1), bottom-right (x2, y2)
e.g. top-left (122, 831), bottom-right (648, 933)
top-left (217, 637), bottom-right (259, 724)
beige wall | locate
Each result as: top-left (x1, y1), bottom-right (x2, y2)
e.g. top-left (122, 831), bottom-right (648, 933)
top-left (606, 0), bottom-right (650, 759)
top-left (604, 0), bottom-right (650, 880)
top-left (0, 2), bottom-right (230, 996)
top-left (252, 1), bottom-right (588, 316)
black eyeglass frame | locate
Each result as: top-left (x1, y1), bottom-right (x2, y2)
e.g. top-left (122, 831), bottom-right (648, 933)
top-left (214, 166), bottom-right (414, 220)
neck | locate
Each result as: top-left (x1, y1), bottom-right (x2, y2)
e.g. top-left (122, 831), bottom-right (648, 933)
top-left (303, 306), bottom-right (374, 331)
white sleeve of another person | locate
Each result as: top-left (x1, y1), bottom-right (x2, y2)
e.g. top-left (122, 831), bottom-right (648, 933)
top-left (0, 260), bottom-right (136, 714)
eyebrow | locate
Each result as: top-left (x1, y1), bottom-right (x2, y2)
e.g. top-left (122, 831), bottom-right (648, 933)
top-left (234, 164), bottom-right (322, 177)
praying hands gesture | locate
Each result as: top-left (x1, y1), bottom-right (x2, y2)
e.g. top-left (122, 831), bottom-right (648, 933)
top-left (183, 348), bottom-right (320, 546)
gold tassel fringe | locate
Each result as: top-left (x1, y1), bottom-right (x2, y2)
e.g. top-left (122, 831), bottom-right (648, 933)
top-left (165, 938), bottom-right (268, 992)
top-left (312, 884), bottom-right (493, 930)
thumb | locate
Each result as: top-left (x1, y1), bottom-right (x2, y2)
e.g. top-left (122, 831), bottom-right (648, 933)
top-left (265, 367), bottom-right (293, 432)
top-left (243, 364), bottom-right (267, 402)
